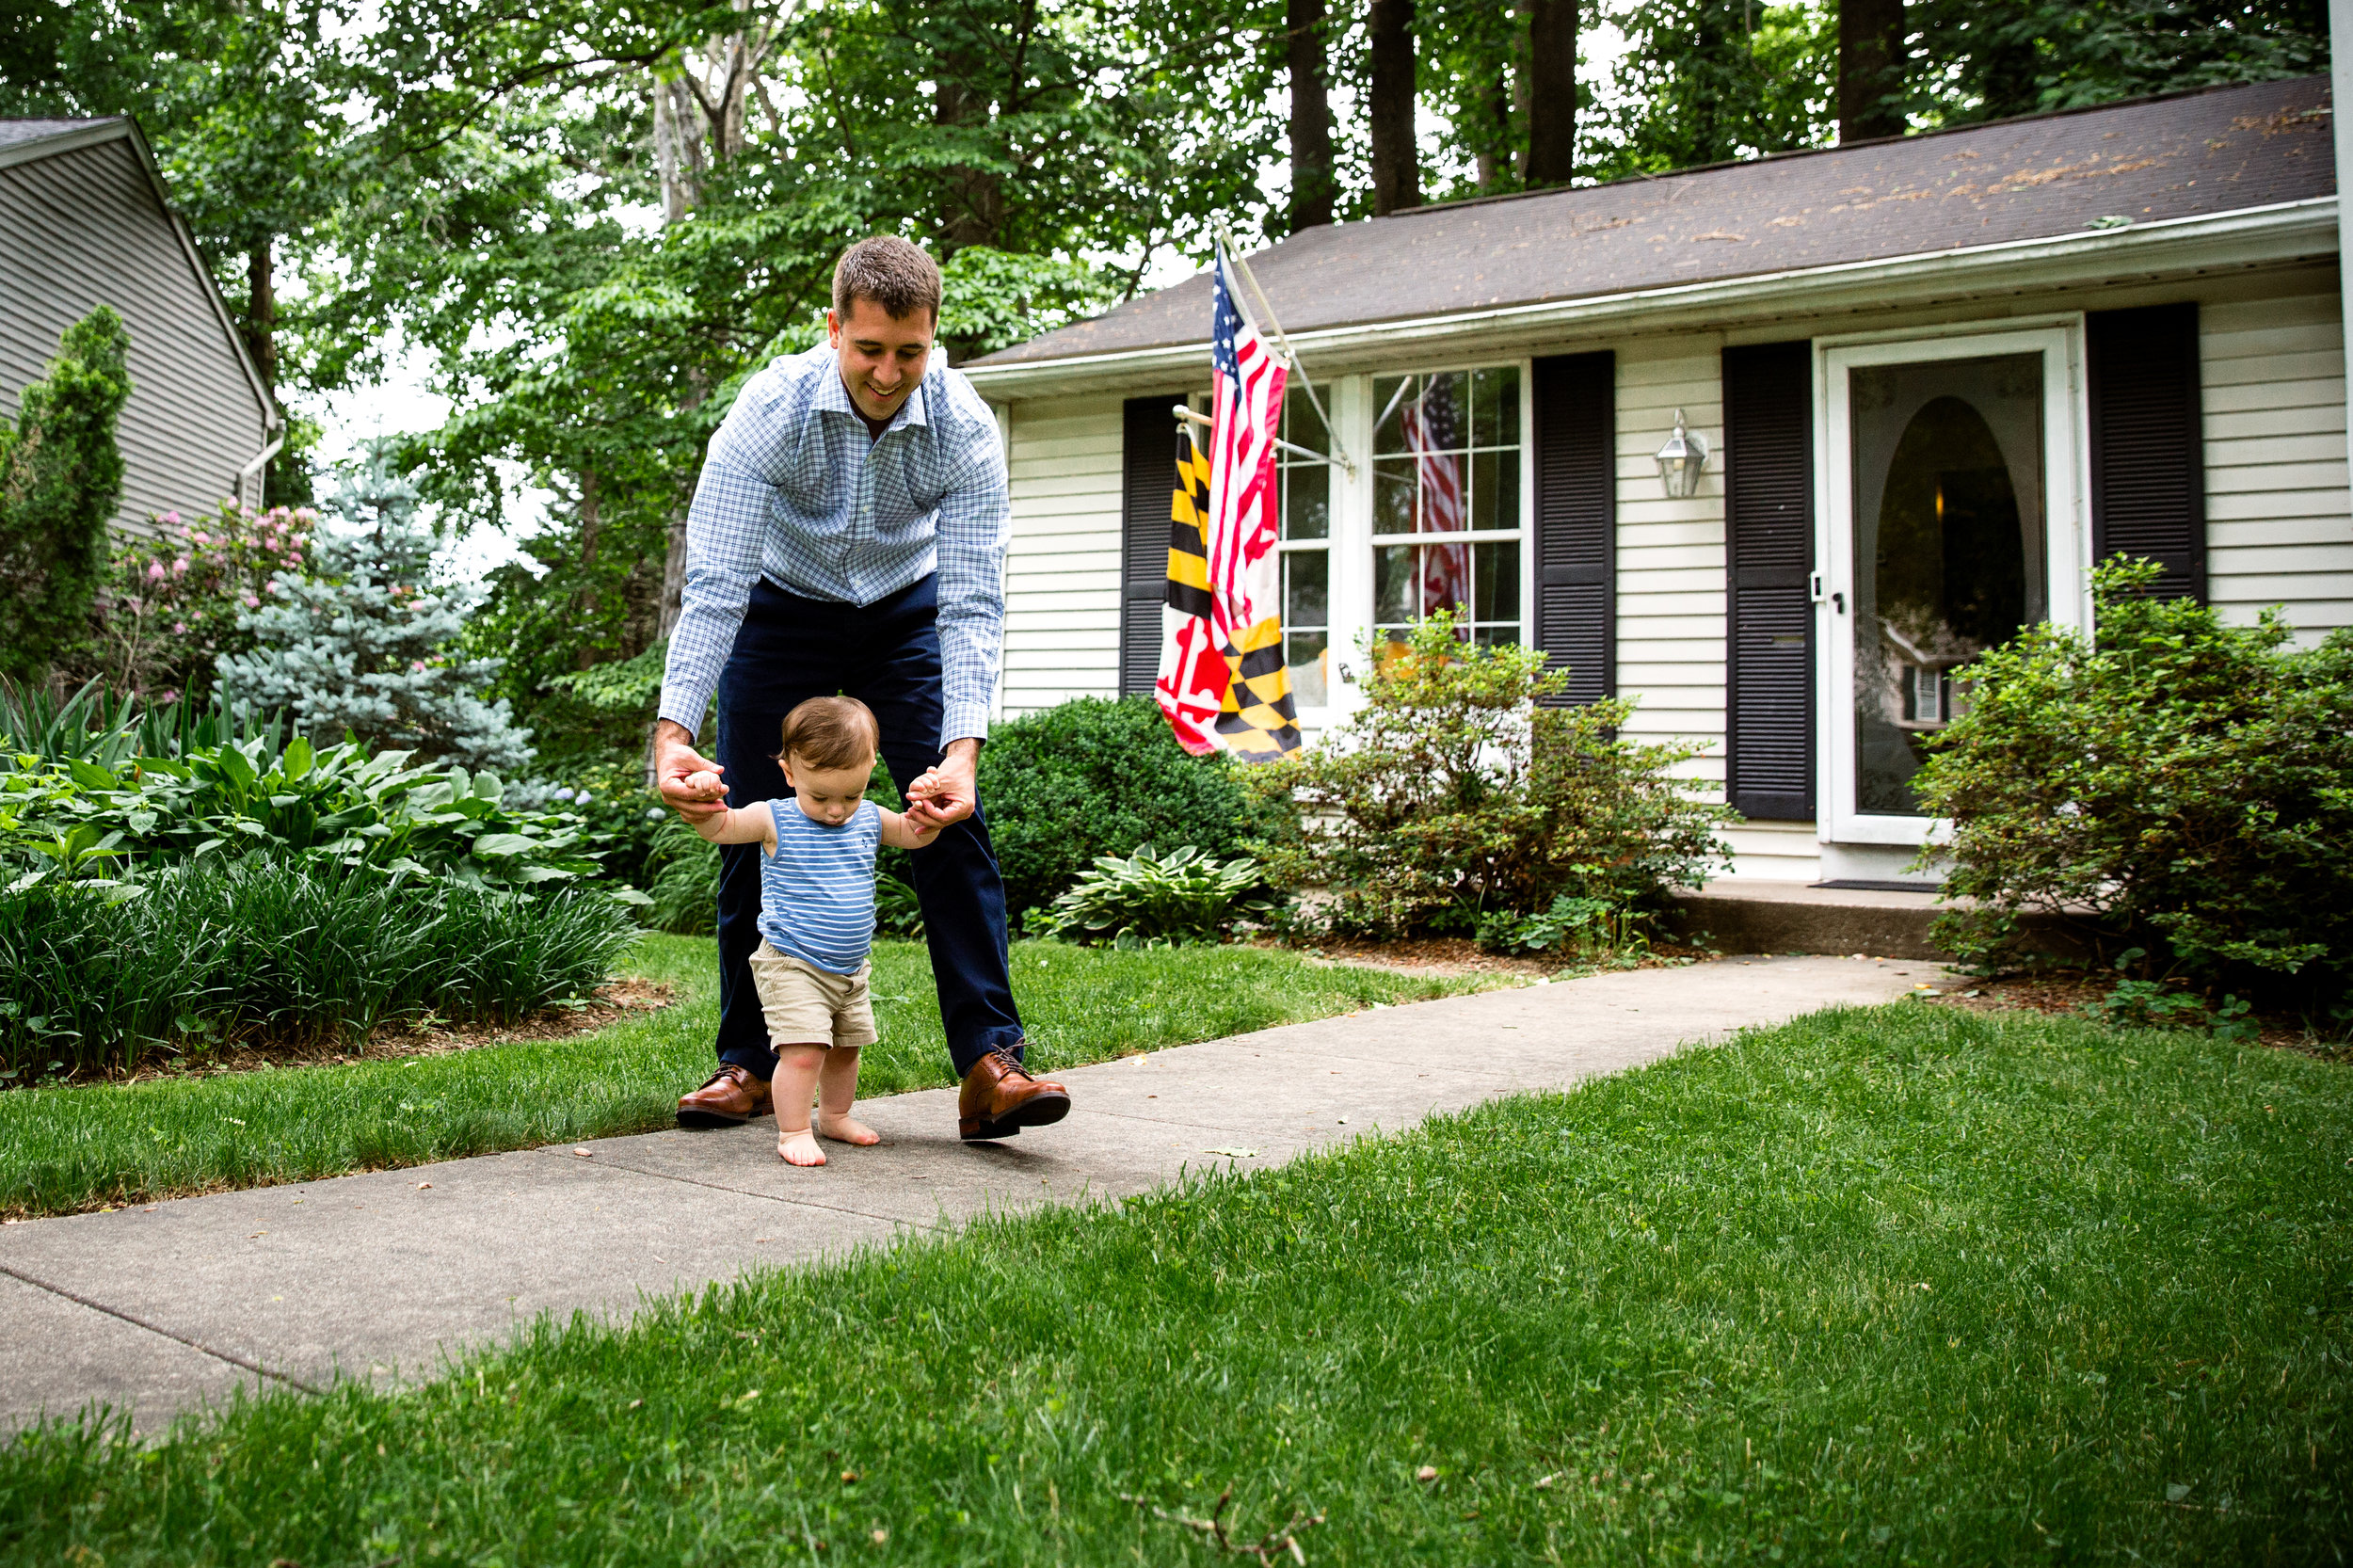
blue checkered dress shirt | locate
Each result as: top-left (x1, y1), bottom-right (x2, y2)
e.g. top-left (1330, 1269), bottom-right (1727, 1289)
top-left (657, 343), bottom-right (1010, 748)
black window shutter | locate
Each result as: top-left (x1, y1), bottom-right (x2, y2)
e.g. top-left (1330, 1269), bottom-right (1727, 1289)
top-left (1117, 397), bottom-right (1176, 696)
top-left (2088, 303), bottom-right (2205, 602)
top-left (1722, 341), bottom-right (1815, 823)
top-left (1530, 351), bottom-right (1615, 706)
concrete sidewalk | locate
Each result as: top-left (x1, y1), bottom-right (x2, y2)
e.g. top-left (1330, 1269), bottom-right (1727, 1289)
top-left (0, 954), bottom-right (1931, 1435)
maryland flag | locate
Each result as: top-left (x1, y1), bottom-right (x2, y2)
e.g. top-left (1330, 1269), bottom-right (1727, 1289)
top-left (1154, 248), bottom-right (1302, 762)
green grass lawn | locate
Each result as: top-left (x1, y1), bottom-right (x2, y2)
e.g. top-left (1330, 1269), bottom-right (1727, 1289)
top-left (5, 1003), bottom-right (2345, 1564)
top-left (0, 936), bottom-right (1488, 1219)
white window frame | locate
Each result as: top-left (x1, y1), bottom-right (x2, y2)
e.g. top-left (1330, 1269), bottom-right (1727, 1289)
top-left (1814, 319), bottom-right (2091, 848)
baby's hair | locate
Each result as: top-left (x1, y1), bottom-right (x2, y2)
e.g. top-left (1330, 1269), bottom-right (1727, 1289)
top-left (776, 695), bottom-right (881, 772)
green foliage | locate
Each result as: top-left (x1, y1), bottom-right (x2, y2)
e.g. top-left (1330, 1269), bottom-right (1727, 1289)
top-left (641, 815), bottom-right (720, 936)
top-left (1592, 1), bottom-right (1834, 178)
top-left (978, 696), bottom-right (1279, 928)
top-left (0, 729), bottom-right (629, 900)
top-left (1032, 844), bottom-right (1277, 948)
top-left (67, 500), bottom-right (317, 702)
top-left (216, 451), bottom-right (535, 771)
top-left (0, 859), bottom-right (636, 1076)
top-left (1476, 894), bottom-right (1654, 965)
top-left (1913, 558), bottom-right (2353, 1003)
top-left (0, 676), bottom-right (278, 772)
top-left (0, 306), bottom-right (132, 680)
top-left (1250, 613), bottom-right (1734, 937)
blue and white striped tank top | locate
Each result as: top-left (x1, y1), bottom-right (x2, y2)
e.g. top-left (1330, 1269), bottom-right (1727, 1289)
top-left (756, 798), bottom-right (882, 974)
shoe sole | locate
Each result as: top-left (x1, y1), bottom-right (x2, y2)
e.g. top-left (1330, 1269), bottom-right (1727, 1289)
top-left (677, 1103), bottom-right (773, 1130)
top-left (959, 1090), bottom-right (1073, 1142)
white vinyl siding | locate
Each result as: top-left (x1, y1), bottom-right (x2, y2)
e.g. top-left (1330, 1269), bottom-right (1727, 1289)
top-left (1000, 394), bottom-right (1125, 715)
top-left (0, 136), bottom-right (269, 536)
top-left (2200, 291), bottom-right (2353, 638)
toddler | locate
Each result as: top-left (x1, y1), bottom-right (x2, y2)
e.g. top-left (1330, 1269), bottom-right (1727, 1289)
top-left (680, 695), bottom-right (942, 1165)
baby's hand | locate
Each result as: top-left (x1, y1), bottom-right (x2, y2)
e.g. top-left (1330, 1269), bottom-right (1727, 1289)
top-left (681, 770), bottom-right (725, 801)
top-left (904, 769), bottom-right (946, 802)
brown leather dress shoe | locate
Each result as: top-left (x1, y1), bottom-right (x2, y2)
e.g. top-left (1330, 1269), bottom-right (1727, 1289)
top-left (677, 1064), bottom-right (775, 1128)
top-left (958, 1047), bottom-right (1071, 1142)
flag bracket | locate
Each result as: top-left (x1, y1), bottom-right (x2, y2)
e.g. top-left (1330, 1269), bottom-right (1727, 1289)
top-left (1170, 405), bottom-right (1338, 471)
top-left (1211, 222), bottom-right (1357, 479)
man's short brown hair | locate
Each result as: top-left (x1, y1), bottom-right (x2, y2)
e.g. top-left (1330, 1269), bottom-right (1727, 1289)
top-left (776, 696), bottom-right (881, 772)
top-left (831, 236), bottom-right (942, 324)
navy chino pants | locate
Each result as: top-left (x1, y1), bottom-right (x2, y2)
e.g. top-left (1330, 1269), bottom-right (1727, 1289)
top-left (712, 573), bottom-right (1025, 1080)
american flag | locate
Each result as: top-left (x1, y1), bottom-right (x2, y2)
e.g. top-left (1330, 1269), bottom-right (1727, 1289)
top-left (1157, 246), bottom-right (1294, 758)
top-left (1401, 379), bottom-right (1471, 622)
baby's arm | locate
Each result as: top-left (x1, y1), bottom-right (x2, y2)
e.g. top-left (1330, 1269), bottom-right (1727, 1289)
top-left (686, 800), bottom-right (779, 850)
top-left (880, 806), bottom-right (943, 851)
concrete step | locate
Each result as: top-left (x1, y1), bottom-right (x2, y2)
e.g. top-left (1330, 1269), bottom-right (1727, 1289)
top-left (1672, 880), bottom-right (1952, 959)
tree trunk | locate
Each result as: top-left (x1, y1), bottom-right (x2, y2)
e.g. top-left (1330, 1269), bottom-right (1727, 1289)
top-left (575, 467), bottom-right (602, 666)
top-left (1369, 0), bottom-right (1420, 216)
top-left (1523, 0), bottom-right (1577, 186)
top-left (244, 240), bottom-right (276, 391)
top-left (934, 64), bottom-right (1005, 259)
top-left (658, 494), bottom-right (690, 642)
top-left (1287, 0), bottom-right (1335, 230)
top-left (1837, 0), bottom-right (1906, 142)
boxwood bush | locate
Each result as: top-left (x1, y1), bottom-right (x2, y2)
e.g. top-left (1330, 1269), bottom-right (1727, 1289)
top-left (1913, 558), bottom-right (2353, 1006)
top-left (977, 696), bottom-right (1281, 927)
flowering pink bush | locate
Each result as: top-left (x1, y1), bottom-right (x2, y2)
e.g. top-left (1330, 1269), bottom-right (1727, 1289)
top-left (78, 501), bottom-right (318, 700)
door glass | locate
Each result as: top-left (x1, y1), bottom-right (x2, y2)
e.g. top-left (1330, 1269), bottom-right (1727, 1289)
top-left (1849, 354), bottom-right (2046, 816)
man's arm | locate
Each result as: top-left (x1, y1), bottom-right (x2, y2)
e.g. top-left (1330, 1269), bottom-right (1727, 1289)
top-left (927, 388), bottom-right (1010, 754)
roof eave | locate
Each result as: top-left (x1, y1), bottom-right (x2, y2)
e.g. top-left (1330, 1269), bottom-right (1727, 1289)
top-left (965, 198), bottom-right (2338, 400)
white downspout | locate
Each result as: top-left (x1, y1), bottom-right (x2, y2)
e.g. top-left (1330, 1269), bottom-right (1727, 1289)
top-left (235, 423), bottom-right (284, 511)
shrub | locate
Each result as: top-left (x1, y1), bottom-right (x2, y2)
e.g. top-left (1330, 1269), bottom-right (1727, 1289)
top-left (0, 860), bottom-right (638, 1078)
top-left (978, 696), bottom-right (1278, 925)
top-left (1032, 845), bottom-right (1277, 947)
top-left (68, 501), bottom-right (317, 703)
top-left (1912, 557), bottom-right (2353, 1004)
top-left (1476, 894), bottom-right (1654, 964)
top-left (0, 306), bottom-right (131, 681)
top-left (1247, 612), bottom-right (1734, 937)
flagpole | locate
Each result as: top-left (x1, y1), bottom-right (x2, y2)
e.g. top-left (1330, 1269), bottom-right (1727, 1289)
top-left (1212, 223), bottom-right (1355, 478)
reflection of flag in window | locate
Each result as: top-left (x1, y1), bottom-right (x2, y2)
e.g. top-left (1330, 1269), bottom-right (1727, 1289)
top-left (1401, 380), bottom-right (1470, 620)
top-left (1155, 248), bottom-right (1302, 761)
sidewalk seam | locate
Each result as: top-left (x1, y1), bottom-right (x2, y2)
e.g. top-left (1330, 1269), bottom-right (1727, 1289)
top-left (527, 1148), bottom-right (946, 1233)
top-left (0, 1262), bottom-right (321, 1397)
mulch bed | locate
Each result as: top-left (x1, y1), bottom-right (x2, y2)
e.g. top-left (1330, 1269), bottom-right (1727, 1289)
top-left (94, 979), bottom-right (678, 1086)
top-left (1270, 935), bottom-right (1720, 980)
top-left (1907, 968), bottom-right (2343, 1057)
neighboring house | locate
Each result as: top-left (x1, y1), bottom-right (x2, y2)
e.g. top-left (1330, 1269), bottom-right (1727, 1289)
top-left (0, 117), bottom-right (278, 536)
top-left (965, 75), bottom-right (2350, 886)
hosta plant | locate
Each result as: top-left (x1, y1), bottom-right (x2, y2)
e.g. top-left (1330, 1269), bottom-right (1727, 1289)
top-left (1032, 844), bottom-right (1277, 948)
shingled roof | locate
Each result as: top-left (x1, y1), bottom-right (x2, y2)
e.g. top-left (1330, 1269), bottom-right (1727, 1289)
top-left (973, 74), bottom-right (2334, 369)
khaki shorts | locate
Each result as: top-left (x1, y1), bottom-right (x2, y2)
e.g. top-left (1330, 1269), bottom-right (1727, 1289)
top-left (747, 941), bottom-right (878, 1049)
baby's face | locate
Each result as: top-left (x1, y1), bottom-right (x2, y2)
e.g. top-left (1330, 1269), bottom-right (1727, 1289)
top-left (783, 754), bottom-right (872, 826)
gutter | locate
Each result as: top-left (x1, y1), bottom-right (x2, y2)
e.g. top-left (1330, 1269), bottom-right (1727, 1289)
top-left (965, 198), bottom-right (2339, 398)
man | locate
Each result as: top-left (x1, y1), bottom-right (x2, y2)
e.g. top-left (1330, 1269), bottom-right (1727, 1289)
top-left (653, 235), bottom-right (1071, 1144)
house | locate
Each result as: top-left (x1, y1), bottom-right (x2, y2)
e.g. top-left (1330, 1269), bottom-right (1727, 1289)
top-left (964, 74), bottom-right (2349, 887)
top-left (0, 117), bottom-right (279, 535)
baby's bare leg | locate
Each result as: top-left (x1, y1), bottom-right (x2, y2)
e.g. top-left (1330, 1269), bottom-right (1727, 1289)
top-left (815, 1048), bottom-right (879, 1145)
top-left (771, 1045), bottom-right (828, 1165)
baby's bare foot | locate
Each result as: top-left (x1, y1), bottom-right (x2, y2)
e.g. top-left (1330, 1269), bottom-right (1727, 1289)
top-left (776, 1128), bottom-right (825, 1166)
top-left (817, 1112), bottom-right (880, 1146)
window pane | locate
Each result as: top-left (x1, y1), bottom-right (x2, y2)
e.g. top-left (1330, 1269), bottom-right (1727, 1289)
top-left (1374, 376), bottom-right (1412, 455)
top-left (1471, 366), bottom-right (1520, 448)
top-left (1284, 461), bottom-right (1329, 540)
top-left (1283, 385), bottom-right (1330, 456)
top-left (1421, 372), bottom-right (1468, 451)
top-left (1372, 456), bottom-right (1417, 535)
top-left (1375, 543), bottom-right (1417, 623)
top-left (1470, 450), bottom-right (1518, 533)
top-left (1283, 548), bottom-right (1328, 629)
top-left (1474, 540), bottom-right (1521, 624)
top-left (1286, 630), bottom-right (1329, 707)
top-left (1417, 448), bottom-right (1468, 536)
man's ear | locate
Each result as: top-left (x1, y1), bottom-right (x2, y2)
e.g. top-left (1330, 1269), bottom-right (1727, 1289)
top-left (824, 309), bottom-right (840, 349)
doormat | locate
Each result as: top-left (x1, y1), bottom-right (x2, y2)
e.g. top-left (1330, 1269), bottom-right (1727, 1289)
top-left (1810, 879), bottom-right (1942, 894)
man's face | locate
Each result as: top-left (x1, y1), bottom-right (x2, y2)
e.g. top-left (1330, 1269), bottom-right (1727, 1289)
top-left (828, 298), bottom-right (934, 424)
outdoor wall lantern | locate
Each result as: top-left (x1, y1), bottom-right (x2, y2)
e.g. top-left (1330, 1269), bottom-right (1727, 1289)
top-left (1655, 408), bottom-right (1710, 498)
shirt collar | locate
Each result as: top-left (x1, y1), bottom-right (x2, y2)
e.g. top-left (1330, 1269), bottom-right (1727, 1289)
top-left (818, 352), bottom-right (934, 436)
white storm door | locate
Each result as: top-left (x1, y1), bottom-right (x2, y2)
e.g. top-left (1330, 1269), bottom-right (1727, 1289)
top-left (1820, 325), bottom-right (2087, 847)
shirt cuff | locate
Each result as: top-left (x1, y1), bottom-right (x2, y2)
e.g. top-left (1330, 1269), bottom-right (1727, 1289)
top-left (939, 703), bottom-right (992, 751)
top-left (658, 691), bottom-right (713, 734)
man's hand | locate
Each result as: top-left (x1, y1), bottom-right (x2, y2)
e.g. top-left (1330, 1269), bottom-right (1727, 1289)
top-left (652, 719), bottom-right (728, 822)
top-left (904, 738), bottom-right (980, 831)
